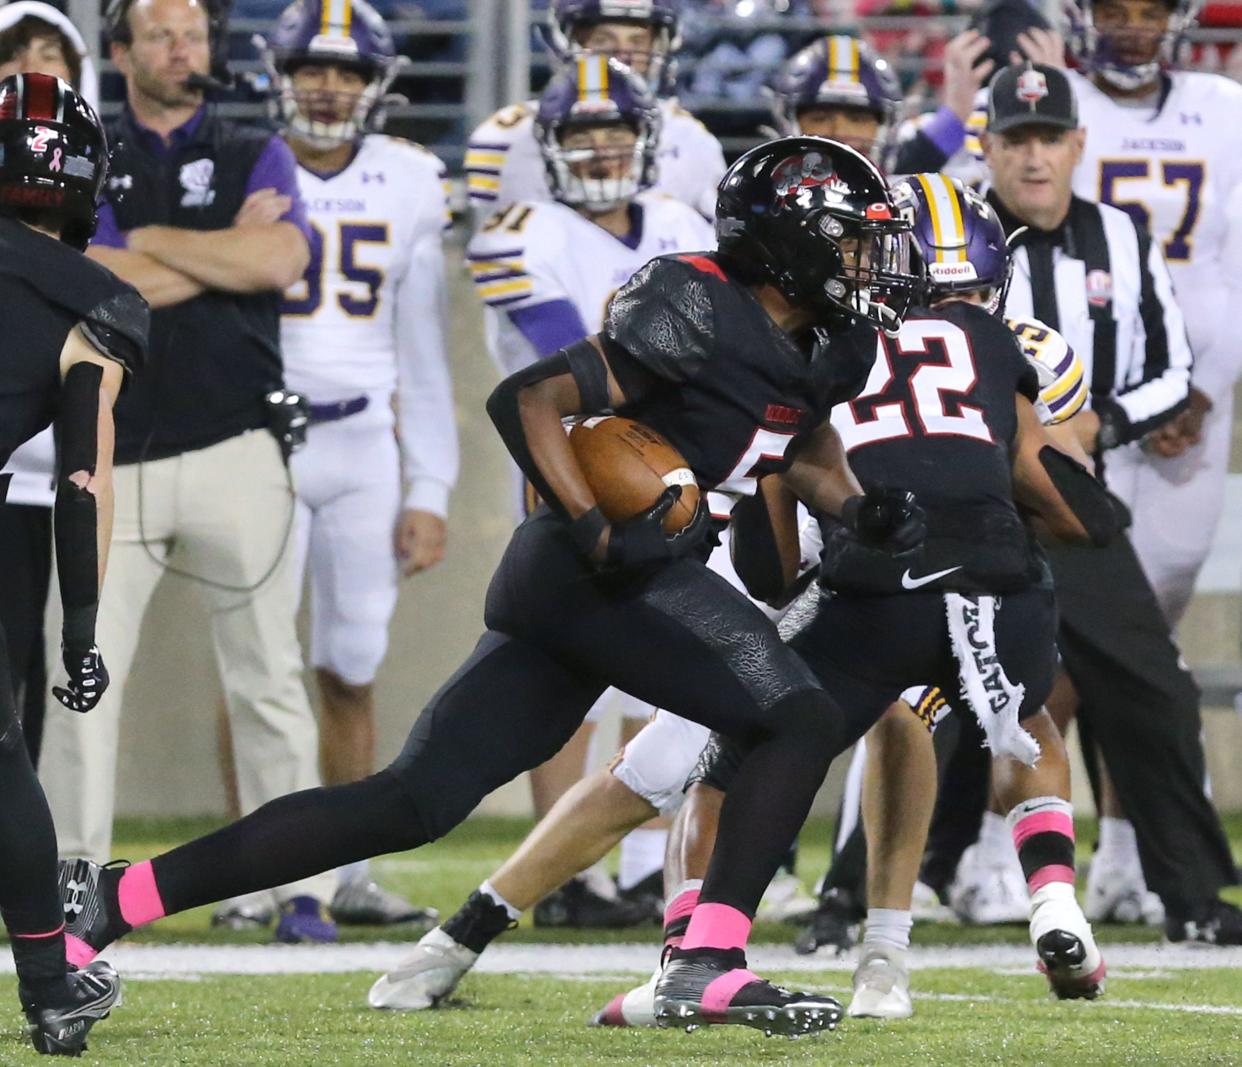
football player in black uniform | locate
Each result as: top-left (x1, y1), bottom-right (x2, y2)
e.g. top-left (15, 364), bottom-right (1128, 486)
top-left (0, 72), bottom-right (147, 1055)
top-left (57, 136), bottom-right (922, 1038)
top-left (652, 173), bottom-right (1119, 1027)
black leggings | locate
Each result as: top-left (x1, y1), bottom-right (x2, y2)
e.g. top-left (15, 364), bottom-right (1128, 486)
top-left (0, 504), bottom-right (52, 764)
top-left (152, 510), bottom-right (847, 919)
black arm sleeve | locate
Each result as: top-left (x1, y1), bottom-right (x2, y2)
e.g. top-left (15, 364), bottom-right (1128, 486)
top-left (1038, 445), bottom-right (1126, 547)
top-left (54, 361), bottom-right (104, 649)
top-left (729, 490), bottom-right (788, 603)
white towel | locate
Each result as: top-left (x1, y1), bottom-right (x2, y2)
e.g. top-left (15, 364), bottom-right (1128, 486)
top-left (944, 592), bottom-right (1041, 767)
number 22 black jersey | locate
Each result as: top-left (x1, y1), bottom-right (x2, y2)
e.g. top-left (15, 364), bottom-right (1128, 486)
top-left (821, 300), bottom-right (1041, 595)
top-left (0, 217), bottom-right (147, 469)
top-left (603, 253), bottom-right (877, 519)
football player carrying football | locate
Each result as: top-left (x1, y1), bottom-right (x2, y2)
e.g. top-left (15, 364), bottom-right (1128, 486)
top-left (58, 136), bottom-right (930, 1038)
top-left (465, 0), bottom-right (725, 224)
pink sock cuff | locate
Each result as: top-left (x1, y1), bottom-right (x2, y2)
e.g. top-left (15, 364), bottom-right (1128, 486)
top-left (64, 933), bottom-right (97, 968)
top-left (12, 922), bottom-right (64, 940)
top-left (701, 968), bottom-right (761, 1017)
top-left (1027, 864), bottom-right (1076, 892)
top-left (1012, 810), bottom-right (1075, 851)
top-left (663, 888), bottom-right (700, 928)
top-left (118, 860), bottom-right (166, 927)
top-left (680, 902), bottom-right (752, 952)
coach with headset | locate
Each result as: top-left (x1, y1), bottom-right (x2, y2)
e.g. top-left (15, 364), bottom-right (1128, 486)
top-left (39, 0), bottom-right (339, 937)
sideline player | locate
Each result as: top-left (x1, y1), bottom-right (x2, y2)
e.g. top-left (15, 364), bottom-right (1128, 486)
top-left (1063, 0), bottom-right (1242, 921)
top-left (468, 53), bottom-right (714, 926)
top-left (261, 0), bottom-right (456, 929)
top-left (60, 136), bottom-right (927, 1038)
top-left (466, 0), bottom-right (725, 225)
top-left (0, 72), bottom-right (143, 1054)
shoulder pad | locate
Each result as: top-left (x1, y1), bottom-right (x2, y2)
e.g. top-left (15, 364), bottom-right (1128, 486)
top-left (1006, 316), bottom-right (1086, 424)
top-left (604, 255), bottom-right (721, 383)
top-left (81, 288), bottom-right (149, 376)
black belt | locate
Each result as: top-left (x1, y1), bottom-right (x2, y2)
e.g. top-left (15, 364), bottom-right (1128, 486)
top-left (307, 396), bottom-right (369, 425)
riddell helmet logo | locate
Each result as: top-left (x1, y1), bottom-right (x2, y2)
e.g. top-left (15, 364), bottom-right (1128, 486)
top-left (772, 151), bottom-right (846, 211)
top-left (1016, 69), bottom-right (1049, 104)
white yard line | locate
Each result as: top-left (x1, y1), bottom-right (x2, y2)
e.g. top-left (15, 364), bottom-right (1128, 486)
top-left (1, 941), bottom-right (1237, 978)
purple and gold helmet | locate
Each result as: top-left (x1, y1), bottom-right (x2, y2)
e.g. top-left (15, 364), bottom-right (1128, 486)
top-left (535, 54), bottom-right (660, 214)
top-left (1067, 0), bottom-right (1204, 91)
top-left (892, 173), bottom-right (1011, 313)
top-left (767, 36), bottom-right (902, 159)
top-left (261, 0), bottom-right (397, 147)
top-left (545, 0), bottom-right (681, 94)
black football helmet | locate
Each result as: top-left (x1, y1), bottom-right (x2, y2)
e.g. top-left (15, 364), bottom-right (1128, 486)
top-left (716, 135), bottom-right (916, 332)
top-left (0, 73), bottom-right (108, 250)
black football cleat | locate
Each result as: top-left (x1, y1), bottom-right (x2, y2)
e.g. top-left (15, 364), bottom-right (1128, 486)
top-left (1165, 897), bottom-right (1242, 946)
top-left (58, 859), bottom-right (124, 962)
top-left (794, 887), bottom-right (861, 956)
top-left (654, 948), bottom-right (842, 1038)
top-left (533, 875), bottom-right (653, 929)
top-left (23, 961), bottom-right (122, 1057)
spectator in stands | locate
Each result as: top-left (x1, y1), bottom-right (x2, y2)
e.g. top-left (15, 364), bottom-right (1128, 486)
top-left (682, 0), bottom-right (791, 101)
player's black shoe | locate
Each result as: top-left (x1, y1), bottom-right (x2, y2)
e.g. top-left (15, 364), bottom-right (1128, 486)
top-left (793, 887), bottom-right (862, 956)
top-left (654, 947), bottom-right (842, 1038)
top-left (22, 961), bottom-right (122, 1056)
top-left (58, 859), bottom-right (128, 960)
top-left (533, 875), bottom-right (653, 929)
top-left (1165, 897), bottom-right (1242, 946)
top-left (617, 871), bottom-right (665, 924)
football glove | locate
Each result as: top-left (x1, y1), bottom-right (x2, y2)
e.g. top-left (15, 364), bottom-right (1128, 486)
top-left (841, 487), bottom-right (926, 555)
top-left (52, 643), bottom-right (109, 714)
top-left (603, 486), bottom-right (713, 570)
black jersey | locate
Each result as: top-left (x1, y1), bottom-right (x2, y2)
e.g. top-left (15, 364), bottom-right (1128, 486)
top-left (603, 253), bottom-right (876, 518)
top-left (0, 217), bottom-right (148, 469)
top-left (820, 300), bottom-right (1042, 595)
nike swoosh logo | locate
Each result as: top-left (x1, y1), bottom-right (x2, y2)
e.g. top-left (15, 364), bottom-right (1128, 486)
top-left (901, 566), bottom-right (962, 590)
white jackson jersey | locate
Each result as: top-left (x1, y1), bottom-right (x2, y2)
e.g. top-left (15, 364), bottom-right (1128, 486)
top-left (464, 97), bottom-right (726, 226)
top-left (467, 191), bottom-right (715, 376)
top-left (1070, 68), bottom-right (1242, 399)
top-left (281, 134), bottom-right (458, 515)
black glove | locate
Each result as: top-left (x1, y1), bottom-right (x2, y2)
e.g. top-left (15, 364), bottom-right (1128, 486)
top-left (841, 487), bottom-right (926, 555)
top-left (604, 486), bottom-right (713, 570)
top-left (52, 643), bottom-right (109, 713)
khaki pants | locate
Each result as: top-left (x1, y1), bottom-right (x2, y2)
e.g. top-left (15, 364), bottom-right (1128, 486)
top-left (40, 430), bottom-right (334, 904)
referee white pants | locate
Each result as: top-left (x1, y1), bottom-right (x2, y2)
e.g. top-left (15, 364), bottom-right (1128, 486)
top-left (1104, 391), bottom-right (1235, 627)
top-left (39, 430), bottom-right (334, 903)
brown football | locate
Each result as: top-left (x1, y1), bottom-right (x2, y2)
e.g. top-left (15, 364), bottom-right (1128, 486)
top-left (569, 416), bottom-right (699, 533)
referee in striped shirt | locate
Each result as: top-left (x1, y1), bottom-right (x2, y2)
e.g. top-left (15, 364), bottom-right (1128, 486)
top-left (977, 63), bottom-right (1240, 943)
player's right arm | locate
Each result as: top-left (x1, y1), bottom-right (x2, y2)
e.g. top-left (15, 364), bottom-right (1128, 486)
top-left (88, 203), bottom-right (204, 308)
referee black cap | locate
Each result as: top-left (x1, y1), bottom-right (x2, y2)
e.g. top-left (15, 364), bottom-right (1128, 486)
top-left (987, 62), bottom-right (1078, 133)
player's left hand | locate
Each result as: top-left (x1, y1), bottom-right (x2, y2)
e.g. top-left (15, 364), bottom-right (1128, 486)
top-left (52, 643), bottom-right (109, 714)
top-left (395, 509), bottom-right (447, 576)
top-left (841, 487), bottom-right (927, 555)
top-left (1014, 28), bottom-right (1066, 66)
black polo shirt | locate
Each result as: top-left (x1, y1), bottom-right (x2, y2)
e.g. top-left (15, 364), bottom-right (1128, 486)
top-left (92, 106), bottom-right (311, 464)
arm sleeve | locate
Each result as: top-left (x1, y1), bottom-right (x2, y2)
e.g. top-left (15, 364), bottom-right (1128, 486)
top-left (1111, 229), bottom-right (1193, 440)
top-left (394, 229), bottom-right (458, 516)
top-left (1191, 177), bottom-right (1242, 399)
top-left (245, 135), bottom-right (312, 241)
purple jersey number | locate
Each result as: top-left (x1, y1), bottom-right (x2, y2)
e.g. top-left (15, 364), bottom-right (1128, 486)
top-left (282, 222), bottom-right (390, 317)
top-left (1098, 159), bottom-right (1205, 263)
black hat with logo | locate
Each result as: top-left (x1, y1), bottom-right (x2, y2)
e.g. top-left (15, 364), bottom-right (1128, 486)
top-left (987, 62), bottom-right (1078, 133)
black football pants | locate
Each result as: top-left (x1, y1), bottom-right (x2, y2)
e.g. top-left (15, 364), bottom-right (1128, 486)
top-left (0, 503), bottom-right (52, 764)
top-left (151, 508), bottom-right (848, 920)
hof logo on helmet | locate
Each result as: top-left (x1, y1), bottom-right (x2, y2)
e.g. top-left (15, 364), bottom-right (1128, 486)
top-left (1016, 68), bottom-right (1049, 104)
top-left (772, 151), bottom-right (850, 213)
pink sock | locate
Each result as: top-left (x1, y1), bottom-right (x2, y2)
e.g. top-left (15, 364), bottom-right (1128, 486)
top-left (117, 861), bottom-right (167, 928)
top-left (680, 902), bottom-right (752, 952)
top-left (662, 886), bottom-right (700, 949)
top-left (1009, 797), bottom-right (1076, 892)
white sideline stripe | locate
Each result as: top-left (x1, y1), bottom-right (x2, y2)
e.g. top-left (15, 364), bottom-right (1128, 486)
top-left (2, 941), bottom-right (1239, 979)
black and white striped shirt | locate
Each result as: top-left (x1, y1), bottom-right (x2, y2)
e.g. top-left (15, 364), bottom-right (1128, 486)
top-left (990, 193), bottom-right (1192, 450)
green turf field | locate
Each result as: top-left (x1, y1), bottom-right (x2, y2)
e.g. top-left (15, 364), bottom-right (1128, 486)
top-left (1, 815), bottom-right (1239, 1065)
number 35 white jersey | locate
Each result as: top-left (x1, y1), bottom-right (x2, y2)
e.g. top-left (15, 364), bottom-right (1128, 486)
top-left (281, 134), bottom-right (458, 514)
top-left (1070, 68), bottom-right (1242, 397)
top-left (467, 191), bottom-right (716, 377)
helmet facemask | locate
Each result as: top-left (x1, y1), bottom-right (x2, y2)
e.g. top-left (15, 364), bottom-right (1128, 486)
top-left (275, 56), bottom-right (392, 148)
top-left (547, 9), bottom-right (681, 95)
top-left (817, 213), bottom-right (917, 334)
top-left (1068, 0), bottom-right (1202, 91)
top-left (543, 119), bottom-right (652, 213)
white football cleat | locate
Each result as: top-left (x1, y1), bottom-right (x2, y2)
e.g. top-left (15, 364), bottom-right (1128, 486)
top-left (589, 965), bottom-right (660, 1027)
top-left (1085, 856), bottom-right (1164, 926)
top-left (756, 871), bottom-right (819, 924)
top-left (949, 843), bottom-right (1029, 925)
top-left (847, 944), bottom-right (913, 1019)
top-left (367, 926), bottom-right (479, 1010)
top-left (1029, 883), bottom-right (1106, 1000)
